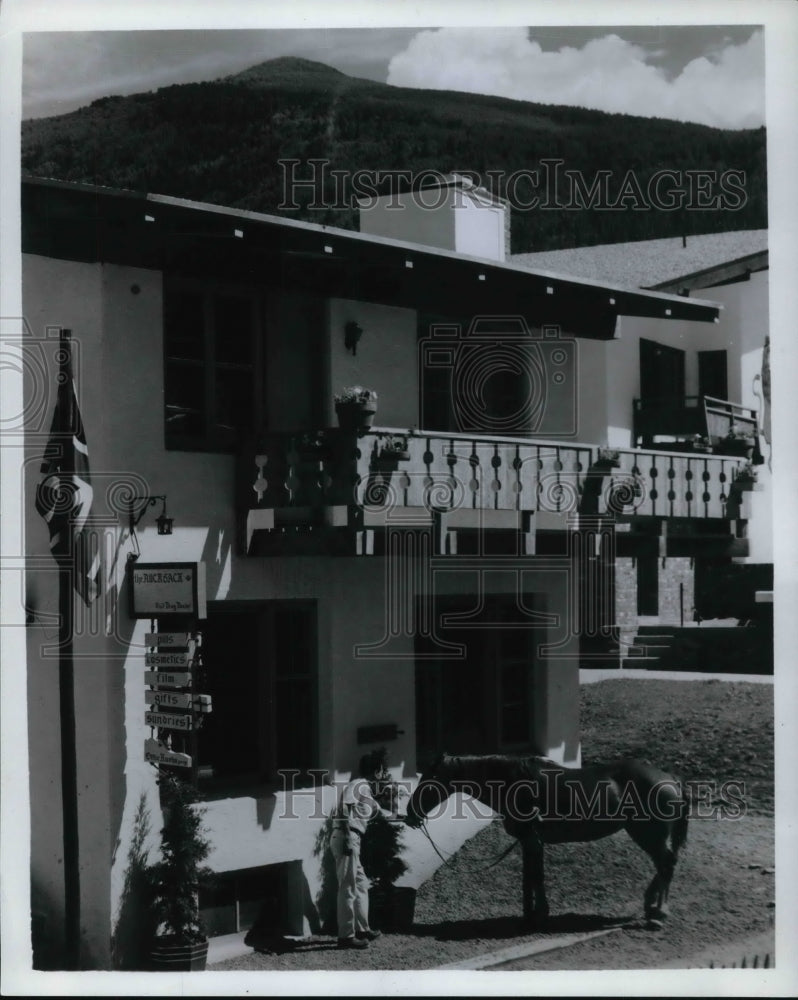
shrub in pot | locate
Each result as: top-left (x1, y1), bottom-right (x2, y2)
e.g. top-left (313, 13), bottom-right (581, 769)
top-left (149, 776), bottom-right (212, 971)
top-left (362, 749), bottom-right (414, 933)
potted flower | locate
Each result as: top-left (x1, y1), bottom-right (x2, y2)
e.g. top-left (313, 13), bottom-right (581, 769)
top-left (334, 386), bottom-right (378, 433)
top-left (691, 434), bottom-right (712, 454)
top-left (294, 431), bottom-right (331, 461)
top-left (595, 447), bottom-right (620, 467)
top-left (378, 434), bottom-right (411, 462)
top-left (149, 776), bottom-right (212, 971)
top-left (730, 461), bottom-right (759, 493)
top-left (718, 424), bottom-right (757, 458)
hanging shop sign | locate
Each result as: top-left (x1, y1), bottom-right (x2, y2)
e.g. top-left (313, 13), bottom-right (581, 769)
top-left (145, 650), bottom-right (193, 668)
top-left (147, 690), bottom-right (193, 710)
top-left (144, 670), bottom-right (192, 688)
top-left (128, 562), bottom-right (207, 619)
top-left (145, 632), bottom-right (193, 648)
top-left (146, 691), bottom-right (213, 712)
top-left (144, 737), bottom-right (192, 768)
top-left (145, 710), bottom-right (194, 731)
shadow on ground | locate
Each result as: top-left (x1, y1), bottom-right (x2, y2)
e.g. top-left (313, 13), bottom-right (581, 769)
top-left (409, 911), bottom-right (637, 940)
top-left (243, 912), bottom-right (638, 956)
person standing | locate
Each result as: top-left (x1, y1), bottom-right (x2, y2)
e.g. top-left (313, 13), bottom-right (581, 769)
top-left (330, 752), bottom-right (391, 949)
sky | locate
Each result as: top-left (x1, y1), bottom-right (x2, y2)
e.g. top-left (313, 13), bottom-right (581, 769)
top-left (22, 24), bottom-right (764, 129)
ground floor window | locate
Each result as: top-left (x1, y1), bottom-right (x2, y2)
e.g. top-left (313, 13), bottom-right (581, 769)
top-left (199, 861), bottom-right (305, 937)
top-left (415, 594), bottom-right (538, 761)
top-left (195, 600), bottom-right (317, 789)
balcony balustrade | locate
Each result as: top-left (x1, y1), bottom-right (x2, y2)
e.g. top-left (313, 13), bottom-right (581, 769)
top-left (242, 427), bottom-right (750, 554)
top-left (633, 394), bottom-right (759, 452)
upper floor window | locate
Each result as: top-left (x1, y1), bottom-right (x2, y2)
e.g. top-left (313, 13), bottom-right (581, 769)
top-left (164, 278), bottom-right (262, 451)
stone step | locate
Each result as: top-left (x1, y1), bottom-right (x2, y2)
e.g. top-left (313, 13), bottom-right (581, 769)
top-left (626, 645), bottom-right (671, 657)
top-left (621, 657), bottom-right (662, 669)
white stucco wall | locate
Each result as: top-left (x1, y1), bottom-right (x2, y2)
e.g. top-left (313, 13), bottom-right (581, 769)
top-left (20, 248), bottom-right (593, 961)
top-left (454, 198), bottom-right (505, 261)
top-left (328, 298), bottom-right (418, 428)
top-left (604, 272), bottom-right (768, 448)
top-left (358, 185), bottom-right (506, 262)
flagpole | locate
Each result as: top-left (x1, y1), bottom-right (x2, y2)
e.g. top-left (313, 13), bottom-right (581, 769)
top-left (57, 328), bottom-right (81, 970)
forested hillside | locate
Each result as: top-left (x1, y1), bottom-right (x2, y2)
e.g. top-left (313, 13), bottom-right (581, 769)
top-left (22, 56), bottom-right (767, 252)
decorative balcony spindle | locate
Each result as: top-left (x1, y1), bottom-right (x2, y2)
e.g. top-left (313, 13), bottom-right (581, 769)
top-left (246, 430), bottom-right (750, 548)
top-left (597, 446), bottom-right (744, 520)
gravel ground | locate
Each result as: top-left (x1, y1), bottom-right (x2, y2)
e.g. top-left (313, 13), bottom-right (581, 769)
top-left (211, 679), bottom-right (775, 973)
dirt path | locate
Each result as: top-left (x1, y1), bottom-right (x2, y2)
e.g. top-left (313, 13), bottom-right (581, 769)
top-left (212, 813), bottom-right (774, 972)
top-left (210, 678), bottom-right (775, 973)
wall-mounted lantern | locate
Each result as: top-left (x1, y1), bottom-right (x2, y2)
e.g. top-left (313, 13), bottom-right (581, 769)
top-left (128, 494), bottom-right (173, 560)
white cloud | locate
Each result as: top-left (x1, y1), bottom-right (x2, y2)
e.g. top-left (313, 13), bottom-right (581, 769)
top-left (386, 27), bottom-right (765, 129)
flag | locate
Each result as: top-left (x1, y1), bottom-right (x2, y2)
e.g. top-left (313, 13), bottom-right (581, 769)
top-left (35, 338), bottom-right (101, 605)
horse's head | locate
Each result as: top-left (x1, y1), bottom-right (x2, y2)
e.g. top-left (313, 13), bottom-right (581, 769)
top-left (405, 753), bottom-right (459, 828)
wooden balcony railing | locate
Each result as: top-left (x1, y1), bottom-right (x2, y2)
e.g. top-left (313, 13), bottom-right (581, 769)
top-left (242, 428), bottom-right (751, 552)
top-left (633, 394), bottom-right (758, 449)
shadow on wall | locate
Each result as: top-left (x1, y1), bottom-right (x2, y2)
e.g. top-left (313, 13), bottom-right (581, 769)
top-left (30, 879), bottom-right (63, 971)
top-left (313, 817), bottom-right (339, 936)
top-left (111, 794), bottom-right (158, 971)
top-left (199, 522), bottom-right (234, 602)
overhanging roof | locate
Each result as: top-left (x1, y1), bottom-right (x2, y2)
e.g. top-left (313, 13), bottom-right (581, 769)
top-left (512, 230), bottom-right (767, 294)
top-left (21, 176), bottom-right (722, 337)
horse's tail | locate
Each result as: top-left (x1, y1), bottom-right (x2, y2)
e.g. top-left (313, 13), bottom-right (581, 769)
top-left (671, 794), bottom-right (689, 855)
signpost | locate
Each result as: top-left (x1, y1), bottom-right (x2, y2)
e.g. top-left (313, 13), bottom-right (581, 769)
top-left (147, 690), bottom-right (193, 710)
top-left (145, 711), bottom-right (194, 731)
top-left (145, 650), bottom-right (194, 668)
top-left (145, 738), bottom-right (192, 768)
top-left (144, 670), bottom-right (193, 688)
top-left (145, 632), bottom-right (192, 648)
top-left (143, 626), bottom-right (212, 776)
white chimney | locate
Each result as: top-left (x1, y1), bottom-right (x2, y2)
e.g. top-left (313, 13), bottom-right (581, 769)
top-left (357, 173), bottom-right (508, 262)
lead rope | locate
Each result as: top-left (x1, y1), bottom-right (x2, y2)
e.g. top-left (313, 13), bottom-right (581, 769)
top-left (416, 817), bottom-right (519, 872)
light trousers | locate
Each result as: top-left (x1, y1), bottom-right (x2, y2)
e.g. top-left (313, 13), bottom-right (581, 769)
top-left (330, 828), bottom-right (370, 939)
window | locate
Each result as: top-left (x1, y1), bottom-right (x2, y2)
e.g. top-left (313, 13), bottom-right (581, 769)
top-left (415, 594), bottom-right (537, 759)
top-left (195, 601), bottom-right (317, 790)
top-left (698, 350), bottom-right (728, 401)
top-left (639, 338), bottom-right (685, 404)
top-left (164, 278), bottom-right (262, 451)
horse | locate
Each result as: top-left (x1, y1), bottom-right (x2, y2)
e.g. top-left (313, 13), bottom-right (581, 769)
top-left (405, 752), bottom-right (689, 928)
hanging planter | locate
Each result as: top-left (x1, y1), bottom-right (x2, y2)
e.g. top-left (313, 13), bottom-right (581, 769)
top-left (595, 447), bottom-right (620, 468)
top-left (334, 386), bottom-right (378, 433)
top-left (378, 435), bottom-right (411, 462)
top-left (716, 425), bottom-right (756, 459)
top-left (730, 462), bottom-right (759, 493)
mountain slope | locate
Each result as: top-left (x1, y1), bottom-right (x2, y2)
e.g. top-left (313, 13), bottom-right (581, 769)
top-left (22, 56), bottom-right (767, 252)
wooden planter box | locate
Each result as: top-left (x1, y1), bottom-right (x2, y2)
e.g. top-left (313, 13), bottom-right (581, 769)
top-left (150, 937), bottom-right (209, 972)
top-left (368, 886), bottom-right (417, 933)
